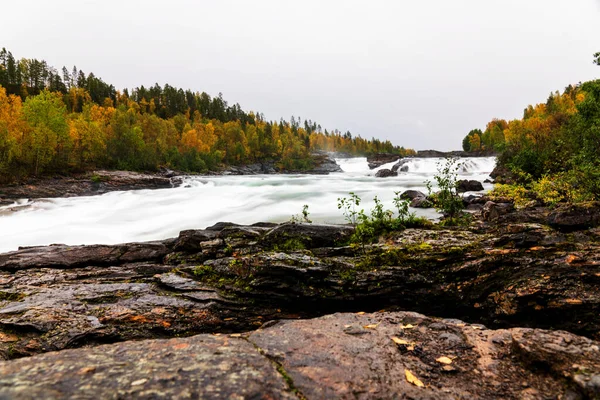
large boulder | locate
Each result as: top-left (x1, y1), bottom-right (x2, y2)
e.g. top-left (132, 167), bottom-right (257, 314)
top-left (490, 164), bottom-right (515, 184)
top-left (482, 201), bottom-right (515, 221)
top-left (367, 154), bottom-right (400, 169)
top-left (375, 169), bottom-right (398, 178)
top-left (456, 179), bottom-right (484, 192)
top-left (548, 202), bottom-right (600, 231)
top-left (410, 197), bottom-right (434, 208)
top-left (0, 311), bottom-right (598, 399)
top-left (391, 159), bottom-right (409, 172)
top-left (399, 190), bottom-right (427, 201)
top-left (262, 223), bottom-right (354, 249)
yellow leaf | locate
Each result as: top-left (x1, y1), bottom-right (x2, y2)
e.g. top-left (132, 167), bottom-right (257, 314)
top-left (399, 324), bottom-right (415, 329)
top-left (436, 356), bottom-right (453, 365)
top-left (356, 311), bottom-right (366, 315)
top-left (364, 324), bottom-right (378, 329)
top-left (392, 337), bottom-right (410, 345)
top-left (405, 369), bottom-right (424, 387)
top-left (229, 333), bottom-right (242, 338)
top-left (565, 299), bottom-right (582, 305)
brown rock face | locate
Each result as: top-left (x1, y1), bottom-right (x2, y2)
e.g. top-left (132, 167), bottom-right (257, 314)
top-left (0, 215), bottom-right (599, 398)
top-left (0, 170), bottom-right (178, 201)
top-left (0, 311), bottom-right (598, 399)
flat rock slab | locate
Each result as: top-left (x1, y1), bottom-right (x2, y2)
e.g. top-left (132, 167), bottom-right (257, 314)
top-left (0, 311), bottom-right (598, 399)
top-left (0, 334), bottom-right (293, 400)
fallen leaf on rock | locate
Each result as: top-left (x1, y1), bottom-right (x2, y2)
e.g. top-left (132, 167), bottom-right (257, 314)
top-left (363, 324), bottom-right (378, 329)
top-left (405, 369), bottom-right (424, 387)
top-left (356, 311), bottom-right (366, 315)
top-left (131, 378), bottom-right (148, 386)
top-left (436, 356), bottom-right (453, 365)
top-left (77, 367), bottom-right (96, 375)
top-left (486, 249), bottom-right (517, 255)
top-left (399, 324), bottom-right (415, 329)
top-left (392, 337), bottom-right (410, 345)
top-left (566, 254), bottom-right (579, 264)
top-left (442, 365), bottom-right (457, 372)
top-left (565, 299), bottom-right (583, 305)
top-left (229, 333), bottom-right (242, 338)
top-left (0, 332), bottom-right (19, 343)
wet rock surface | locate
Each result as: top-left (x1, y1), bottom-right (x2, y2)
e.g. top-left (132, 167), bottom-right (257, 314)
top-left (457, 179), bottom-right (484, 192)
top-left (367, 153), bottom-right (401, 169)
top-left (0, 170), bottom-right (180, 201)
top-left (0, 311), bottom-right (598, 399)
top-left (0, 205), bottom-right (600, 398)
top-left (374, 168), bottom-right (398, 178)
top-left (0, 217), bottom-right (598, 362)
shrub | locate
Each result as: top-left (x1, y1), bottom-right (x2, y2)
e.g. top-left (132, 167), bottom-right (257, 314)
top-left (426, 157), bottom-right (465, 225)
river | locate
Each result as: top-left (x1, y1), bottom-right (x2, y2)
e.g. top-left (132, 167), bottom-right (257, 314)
top-left (0, 157), bottom-right (496, 253)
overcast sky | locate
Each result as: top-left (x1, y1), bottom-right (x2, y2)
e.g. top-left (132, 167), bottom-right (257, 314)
top-left (2, 0), bottom-right (600, 150)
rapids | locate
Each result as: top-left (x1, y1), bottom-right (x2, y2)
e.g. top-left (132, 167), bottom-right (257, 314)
top-left (0, 157), bottom-right (496, 253)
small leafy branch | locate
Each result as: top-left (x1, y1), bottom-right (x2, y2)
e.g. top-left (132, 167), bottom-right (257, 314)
top-left (290, 204), bottom-right (312, 223)
top-left (338, 191), bottom-right (430, 250)
top-left (337, 192), bottom-right (362, 226)
top-left (425, 157), bottom-right (465, 225)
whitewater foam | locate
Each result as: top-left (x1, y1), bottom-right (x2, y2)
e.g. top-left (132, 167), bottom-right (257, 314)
top-left (0, 157), bottom-right (496, 253)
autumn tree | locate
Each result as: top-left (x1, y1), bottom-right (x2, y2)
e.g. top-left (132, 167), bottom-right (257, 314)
top-left (22, 90), bottom-right (70, 174)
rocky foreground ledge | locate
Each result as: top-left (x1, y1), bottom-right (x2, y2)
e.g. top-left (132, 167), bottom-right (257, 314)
top-left (0, 204), bottom-right (599, 398)
top-left (0, 310), bottom-right (598, 399)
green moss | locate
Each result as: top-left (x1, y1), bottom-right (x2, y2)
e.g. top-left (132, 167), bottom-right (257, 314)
top-left (0, 291), bottom-right (26, 302)
top-left (90, 174), bottom-right (109, 183)
top-left (273, 238), bottom-right (306, 252)
top-left (339, 268), bottom-right (357, 283)
top-left (193, 265), bottom-right (215, 278)
top-left (223, 245), bottom-right (234, 256)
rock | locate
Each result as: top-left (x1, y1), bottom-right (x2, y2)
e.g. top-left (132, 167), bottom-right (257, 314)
top-left (374, 169), bottom-right (398, 178)
top-left (262, 222), bottom-right (354, 249)
top-left (400, 190), bottom-right (427, 201)
top-left (399, 190), bottom-right (432, 208)
top-left (457, 179), bottom-right (484, 192)
top-left (547, 202), bottom-right (600, 232)
top-left (490, 164), bottom-right (515, 184)
top-left (1, 220), bottom-right (600, 362)
top-left (0, 170), bottom-right (179, 200)
top-left (0, 311), bottom-right (598, 399)
top-left (391, 159), bottom-right (408, 172)
top-left (173, 229), bottom-right (217, 252)
top-left (0, 241), bottom-right (171, 272)
top-left (0, 334), bottom-right (294, 399)
top-left (308, 152), bottom-right (343, 174)
top-left (410, 197), bottom-right (433, 208)
top-left (367, 153), bottom-right (400, 169)
top-left (482, 201), bottom-right (515, 221)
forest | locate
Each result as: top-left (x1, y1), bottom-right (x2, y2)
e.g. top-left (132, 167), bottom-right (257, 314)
top-left (0, 48), bottom-right (413, 182)
top-left (462, 54), bottom-right (600, 203)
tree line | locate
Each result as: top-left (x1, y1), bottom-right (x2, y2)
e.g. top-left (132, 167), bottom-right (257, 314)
top-left (0, 47), bottom-right (414, 182)
top-left (462, 53), bottom-right (600, 202)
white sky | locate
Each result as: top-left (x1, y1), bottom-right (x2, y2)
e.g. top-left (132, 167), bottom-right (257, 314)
top-left (2, 0), bottom-right (600, 150)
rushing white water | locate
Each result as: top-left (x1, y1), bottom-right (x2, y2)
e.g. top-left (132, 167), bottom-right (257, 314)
top-left (0, 157), bottom-right (496, 253)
